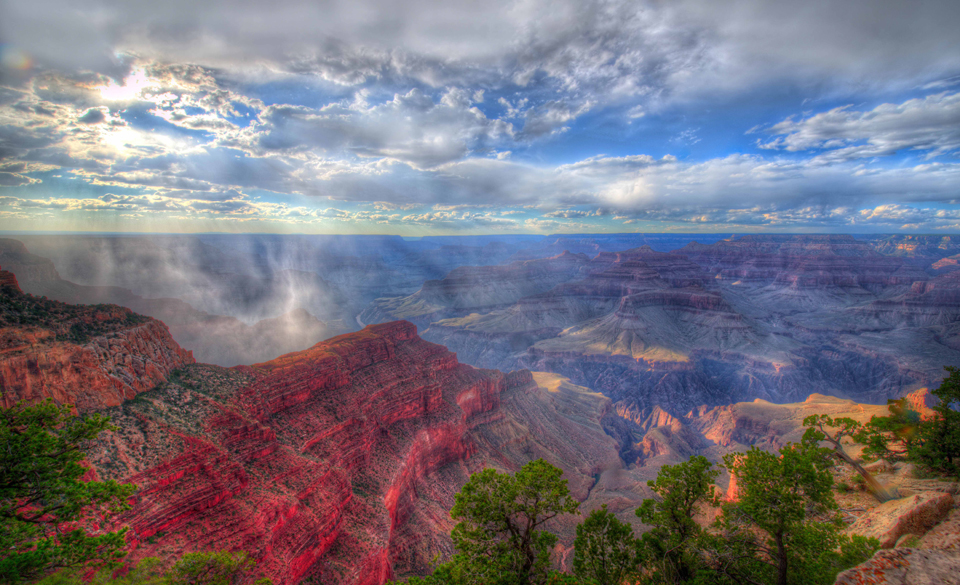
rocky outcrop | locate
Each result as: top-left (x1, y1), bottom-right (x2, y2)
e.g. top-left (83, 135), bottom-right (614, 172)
top-left (846, 492), bottom-right (956, 549)
top-left (0, 283), bottom-right (194, 411)
top-left (0, 267), bottom-right (21, 293)
top-left (834, 548), bottom-right (960, 584)
top-left (89, 323), bottom-right (633, 585)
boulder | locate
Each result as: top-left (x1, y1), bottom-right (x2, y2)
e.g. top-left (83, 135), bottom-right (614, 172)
top-left (919, 506), bottom-right (960, 550)
top-left (834, 548), bottom-right (960, 584)
top-left (847, 492), bottom-right (955, 548)
top-left (866, 459), bottom-right (894, 473)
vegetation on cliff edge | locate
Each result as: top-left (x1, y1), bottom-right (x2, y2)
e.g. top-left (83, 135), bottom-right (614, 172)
top-left (0, 400), bottom-right (135, 583)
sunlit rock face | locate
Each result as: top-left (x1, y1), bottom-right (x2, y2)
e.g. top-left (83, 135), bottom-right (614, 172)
top-left (87, 322), bottom-right (630, 585)
top-left (359, 235), bottom-right (960, 418)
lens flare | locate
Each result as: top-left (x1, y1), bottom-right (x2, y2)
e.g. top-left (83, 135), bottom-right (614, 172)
top-left (0, 45), bottom-right (33, 70)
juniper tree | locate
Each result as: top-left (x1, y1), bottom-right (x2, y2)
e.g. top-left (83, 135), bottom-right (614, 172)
top-left (0, 399), bottom-right (136, 583)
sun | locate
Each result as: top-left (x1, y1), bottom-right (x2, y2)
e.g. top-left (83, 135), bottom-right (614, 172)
top-left (98, 67), bottom-right (158, 102)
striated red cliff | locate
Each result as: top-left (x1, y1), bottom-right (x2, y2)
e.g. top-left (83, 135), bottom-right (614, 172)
top-left (0, 281), bottom-right (194, 411)
top-left (0, 267), bottom-right (22, 292)
top-left (89, 322), bottom-right (629, 585)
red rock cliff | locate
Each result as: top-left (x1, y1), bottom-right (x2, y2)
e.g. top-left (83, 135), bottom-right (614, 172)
top-left (0, 278), bottom-right (194, 411)
top-left (90, 322), bottom-right (623, 585)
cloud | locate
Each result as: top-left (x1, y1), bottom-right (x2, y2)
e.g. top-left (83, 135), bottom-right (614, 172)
top-left (519, 100), bottom-right (593, 138)
top-left (244, 88), bottom-right (511, 168)
top-left (7, 0), bottom-right (955, 110)
top-left (759, 91), bottom-right (960, 161)
top-left (77, 107), bottom-right (107, 124)
top-left (0, 172), bottom-right (39, 186)
top-left (1, 1), bottom-right (959, 234)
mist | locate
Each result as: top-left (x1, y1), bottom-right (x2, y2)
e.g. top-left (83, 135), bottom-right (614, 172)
top-left (3, 232), bottom-right (748, 365)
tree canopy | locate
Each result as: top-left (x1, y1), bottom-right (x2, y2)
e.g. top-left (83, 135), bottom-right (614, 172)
top-left (913, 366), bottom-right (960, 476)
top-left (635, 455), bottom-right (718, 584)
top-left (404, 459), bottom-right (579, 585)
top-left (573, 505), bottom-right (639, 585)
top-left (717, 442), bottom-right (876, 585)
top-left (0, 399), bottom-right (136, 583)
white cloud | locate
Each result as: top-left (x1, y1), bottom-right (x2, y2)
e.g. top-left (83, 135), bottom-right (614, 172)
top-left (243, 88), bottom-right (513, 168)
top-left (759, 91), bottom-right (960, 161)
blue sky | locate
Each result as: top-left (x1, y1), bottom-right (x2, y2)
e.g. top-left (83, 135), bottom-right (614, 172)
top-left (0, 0), bottom-right (959, 235)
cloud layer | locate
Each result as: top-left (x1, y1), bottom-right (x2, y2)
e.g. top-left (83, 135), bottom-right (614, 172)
top-left (1, 0), bottom-right (959, 233)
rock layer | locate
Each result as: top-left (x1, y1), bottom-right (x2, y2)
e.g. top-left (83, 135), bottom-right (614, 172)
top-left (90, 323), bottom-right (631, 585)
top-left (834, 548), bottom-right (960, 585)
top-left (0, 283), bottom-right (194, 411)
top-left (846, 492), bottom-right (956, 549)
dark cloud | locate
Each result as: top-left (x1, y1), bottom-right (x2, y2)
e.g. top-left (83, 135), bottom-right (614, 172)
top-left (6, 0), bottom-right (956, 98)
top-left (0, 172), bottom-right (35, 186)
top-left (77, 107), bottom-right (106, 124)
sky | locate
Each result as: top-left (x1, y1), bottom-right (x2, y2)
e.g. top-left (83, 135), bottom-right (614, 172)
top-left (0, 0), bottom-right (959, 235)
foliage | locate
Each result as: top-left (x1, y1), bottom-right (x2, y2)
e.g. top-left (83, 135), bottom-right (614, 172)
top-left (0, 287), bottom-right (147, 343)
top-left (716, 442), bottom-right (877, 585)
top-left (0, 399), bottom-right (136, 583)
top-left (805, 366), bottom-right (960, 480)
top-left (913, 366), bottom-right (960, 477)
top-left (802, 414), bottom-right (899, 502)
top-left (403, 459), bottom-right (579, 585)
top-left (33, 552), bottom-right (272, 585)
top-left (855, 398), bottom-right (922, 463)
top-left (166, 551), bottom-right (269, 585)
top-left (635, 455), bottom-right (719, 584)
top-left (572, 505), bottom-right (640, 585)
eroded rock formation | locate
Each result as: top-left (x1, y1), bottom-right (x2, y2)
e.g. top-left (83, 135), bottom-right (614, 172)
top-left (361, 235), bottom-right (958, 417)
top-left (0, 281), bottom-right (194, 411)
top-left (89, 323), bottom-right (634, 585)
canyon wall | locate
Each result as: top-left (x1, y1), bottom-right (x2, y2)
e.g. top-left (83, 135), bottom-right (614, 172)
top-left (0, 273), bottom-right (194, 411)
top-left (88, 322), bottom-right (634, 584)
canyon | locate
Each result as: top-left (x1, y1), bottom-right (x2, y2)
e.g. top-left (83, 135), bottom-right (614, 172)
top-left (84, 322), bottom-right (635, 584)
top-left (4, 233), bottom-right (960, 583)
top-left (365, 235), bottom-right (959, 420)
